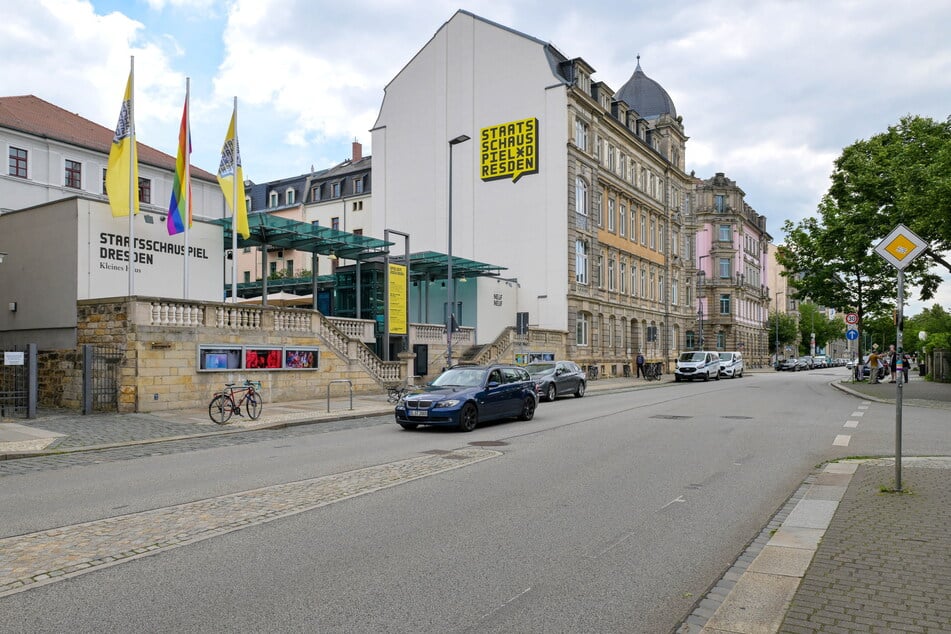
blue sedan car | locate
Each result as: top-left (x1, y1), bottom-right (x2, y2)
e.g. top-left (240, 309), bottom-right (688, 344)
top-left (394, 364), bottom-right (538, 432)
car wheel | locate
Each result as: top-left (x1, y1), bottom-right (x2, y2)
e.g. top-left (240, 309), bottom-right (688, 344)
top-left (457, 403), bottom-right (478, 432)
top-left (574, 381), bottom-right (586, 398)
top-left (738, 369), bottom-right (743, 378)
top-left (518, 396), bottom-right (536, 421)
top-left (675, 375), bottom-right (681, 382)
top-left (714, 370), bottom-right (720, 380)
top-left (703, 371), bottom-right (709, 382)
top-left (399, 423), bottom-right (418, 430)
top-left (546, 384), bottom-right (557, 402)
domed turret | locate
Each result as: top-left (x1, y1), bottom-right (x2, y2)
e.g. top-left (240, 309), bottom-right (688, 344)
top-left (615, 56), bottom-right (677, 119)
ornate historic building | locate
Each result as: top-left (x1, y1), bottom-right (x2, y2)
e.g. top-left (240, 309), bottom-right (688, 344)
top-left (690, 172), bottom-right (772, 364)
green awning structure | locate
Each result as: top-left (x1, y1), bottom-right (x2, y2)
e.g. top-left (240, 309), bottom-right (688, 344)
top-left (393, 250), bottom-right (508, 281)
top-left (213, 213), bottom-right (392, 260)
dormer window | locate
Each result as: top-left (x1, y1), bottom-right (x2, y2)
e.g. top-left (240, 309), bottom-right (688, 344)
top-left (285, 188), bottom-right (295, 205)
top-left (331, 182), bottom-right (340, 197)
top-left (354, 177), bottom-right (364, 194)
top-left (311, 185), bottom-right (321, 202)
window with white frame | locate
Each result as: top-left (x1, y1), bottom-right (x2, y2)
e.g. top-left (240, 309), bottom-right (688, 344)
top-left (658, 224), bottom-right (665, 254)
top-left (649, 218), bottom-right (656, 249)
top-left (607, 198), bottom-right (615, 232)
top-left (640, 215), bottom-right (647, 245)
top-left (650, 270), bottom-right (656, 300)
top-left (631, 263), bottom-right (638, 297)
top-left (608, 256), bottom-right (616, 291)
top-left (354, 177), bottom-right (364, 193)
top-left (715, 194), bottom-right (726, 212)
top-left (594, 191), bottom-right (603, 226)
top-left (574, 118), bottom-right (588, 151)
top-left (608, 145), bottom-right (616, 172)
top-left (576, 312), bottom-right (589, 346)
top-left (575, 176), bottom-right (588, 216)
top-left (619, 203), bottom-right (627, 236)
top-left (595, 252), bottom-right (603, 288)
top-left (575, 240), bottom-right (588, 284)
top-left (631, 208), bottom-right (637, 242)
top-left (620, 260), bottom-right (627, 293)
top-left (658, 275), bottom-right (665, 302)
top-left (285, 188), bottom-right (295, 205)
top-left (269, 191), bottom-right (278, 207)
top-left (718, 224), bottom-right (731, 241)
top-left (671, 279), bottom-right (678, 305)
top-left (717, 332), bottom-right (726, 349)
top-left (641, 269), bottom-right (647, 297)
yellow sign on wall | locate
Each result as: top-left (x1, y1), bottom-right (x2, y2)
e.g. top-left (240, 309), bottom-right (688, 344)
top-left (388, 263), bottom-right (407, 335)
top-left (480, 117), bottom-right (538, 182)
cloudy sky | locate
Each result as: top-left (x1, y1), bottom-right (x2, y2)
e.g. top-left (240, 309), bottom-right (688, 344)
top-left (4, 0), bottom-right (950, 311)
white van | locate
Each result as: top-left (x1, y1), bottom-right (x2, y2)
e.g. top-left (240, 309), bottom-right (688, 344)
top-left (718, 351), bottom-right (744, 378)
top-left (674, 351), bottom-right (721, 382)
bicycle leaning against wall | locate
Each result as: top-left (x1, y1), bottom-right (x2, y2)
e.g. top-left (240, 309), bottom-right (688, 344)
top-left (208, 380), bottom-right (263, 424)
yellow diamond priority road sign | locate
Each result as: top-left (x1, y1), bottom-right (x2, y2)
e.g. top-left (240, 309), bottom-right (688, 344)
top-left (874, 224), bottom-right (928, 270)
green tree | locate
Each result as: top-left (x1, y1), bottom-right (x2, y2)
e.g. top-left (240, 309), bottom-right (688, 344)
top-left (767, 311), bottom-right (799, 357)
top-left (777, 115), bottom-right (951, 345)
top-left (797, 302), bottom-right (844, 356)
top-left (905, 305), bottom-right (951, 354)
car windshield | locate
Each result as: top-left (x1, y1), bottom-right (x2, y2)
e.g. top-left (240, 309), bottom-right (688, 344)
top-left (525, 363), bottom-right (555, 375)
top-left (719, 353), bottom-right (732, 361)
top-left (430, 368), bottom-right (486, 388)
top-left (679, 352), bottom-right (706, 362)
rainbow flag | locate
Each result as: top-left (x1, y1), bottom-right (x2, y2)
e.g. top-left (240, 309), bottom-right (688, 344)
top-left (167, 98), bottom-right (191, 235)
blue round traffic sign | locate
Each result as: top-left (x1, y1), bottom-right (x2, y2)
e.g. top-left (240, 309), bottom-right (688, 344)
top-left (846, 329), bottom-right (859, 341)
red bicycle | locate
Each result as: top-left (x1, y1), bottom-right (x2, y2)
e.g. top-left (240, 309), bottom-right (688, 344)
top-left (208, 380), bottom-right (263, 424)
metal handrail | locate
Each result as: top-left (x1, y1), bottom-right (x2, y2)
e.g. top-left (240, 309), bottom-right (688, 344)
top-left (326, 379), bottom-right (353, 413)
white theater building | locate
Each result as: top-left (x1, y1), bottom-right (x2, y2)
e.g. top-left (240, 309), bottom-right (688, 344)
top-left (372, 10), bottom-right (697, 372)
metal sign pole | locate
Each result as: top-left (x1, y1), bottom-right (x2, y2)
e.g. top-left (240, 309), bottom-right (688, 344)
top-left (895, 269), bottom-right (904, 491)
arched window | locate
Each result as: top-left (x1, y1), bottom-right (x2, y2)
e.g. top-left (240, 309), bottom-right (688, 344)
top-left (575, 176), bottom-right (588, 216)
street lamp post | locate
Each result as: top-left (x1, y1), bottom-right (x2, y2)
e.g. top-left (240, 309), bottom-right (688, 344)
top-left (446, 134), bottom-right (470, 369)
top-left (775, 290), bottom-right (785, 364)
top-left (696, 270), bottom-right (705, 348)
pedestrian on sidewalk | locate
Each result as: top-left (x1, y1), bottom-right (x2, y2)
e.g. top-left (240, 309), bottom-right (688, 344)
top-left (888, 344), bottom-right (897, 383)
top-left (635, 352), bottom-right (645, 379)
top-left (868, 345), bottom-right (881, 384)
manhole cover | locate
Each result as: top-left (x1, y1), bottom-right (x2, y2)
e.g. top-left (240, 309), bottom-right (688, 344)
top-left (468, 440), bottom-right (508, 447)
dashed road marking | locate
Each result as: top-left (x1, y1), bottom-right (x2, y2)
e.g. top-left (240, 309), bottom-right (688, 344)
top-left (833, 435), bottom-right (851, 447)
top-left (844, 421), bottom-right (859, 428)
top-left (850, 411), bottom-right (864, 417)
top-left (661, 495), bottom-right (686, 511)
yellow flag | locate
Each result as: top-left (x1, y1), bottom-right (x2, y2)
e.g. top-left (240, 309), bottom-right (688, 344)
top-left (217, 108), bottom-right (250, 239)
top-left (105, 71), bottom-right (139, 217)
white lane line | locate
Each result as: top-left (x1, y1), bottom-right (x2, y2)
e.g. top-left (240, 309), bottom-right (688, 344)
top-left (660, 495), bottom-right (686, 511)
top-left (478, 587), bottom-right (533, 621)
top-left (858, 405), bottom-right (869, 410)
top-left (844, 420), bottom-right (859, 428)
top-left (850, 411), bottom-right (864, 417)
top-left (833, 434), bottom-right (851, 446)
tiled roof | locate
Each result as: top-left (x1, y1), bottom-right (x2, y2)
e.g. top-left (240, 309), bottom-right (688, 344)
top-left (0, 95), bottom-right (217, 182)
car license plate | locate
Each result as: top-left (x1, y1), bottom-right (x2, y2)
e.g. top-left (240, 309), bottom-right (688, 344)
top-left (408, 409), bottom-right (427, 417)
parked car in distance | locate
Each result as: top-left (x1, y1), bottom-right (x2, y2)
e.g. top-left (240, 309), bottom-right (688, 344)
top-left (394, 364), bottom-right (538, 432)
top-left (812, 356), bottom-right (829, 368)
top-left (718, 351), bottom-right (744, 378)
top-left (798, 357), bottom-right (814, 370)
top-left (674, 351), bottom-right (721, 382)
top-left (524, 360), bottom-right (586, 402)
top-left (778, 358), bottom-right (799, 371)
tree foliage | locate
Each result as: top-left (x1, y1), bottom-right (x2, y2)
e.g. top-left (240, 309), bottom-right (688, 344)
top-left (777, 115), bottom-right (951, 343)
top-left (767, 311), bottom-right (799, 356)
top-left (796, 302), bottom-right (843, 355)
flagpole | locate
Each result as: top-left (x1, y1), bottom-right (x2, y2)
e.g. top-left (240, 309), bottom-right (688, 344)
top-left (128, 55), bottom-right (136, 296)
top-left (231, 96), bottom-right (238, 304)
top-left (183, 77), bottom-right (191, 299)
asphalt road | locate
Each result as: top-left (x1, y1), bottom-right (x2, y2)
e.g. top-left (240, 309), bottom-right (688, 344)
top-left (2, 369), bottom-right (948, 632)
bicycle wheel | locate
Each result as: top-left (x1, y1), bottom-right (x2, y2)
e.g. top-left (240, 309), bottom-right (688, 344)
top-left (209, 394), bottom-right (233, 424)
top-left (245, 392), bottom-right (263, 420)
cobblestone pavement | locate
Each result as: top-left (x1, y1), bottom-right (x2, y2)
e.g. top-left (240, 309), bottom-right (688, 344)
top-left (0, 447), bottom-right (501, 597)
top-left (779, 459), bottom-right (951, 633)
